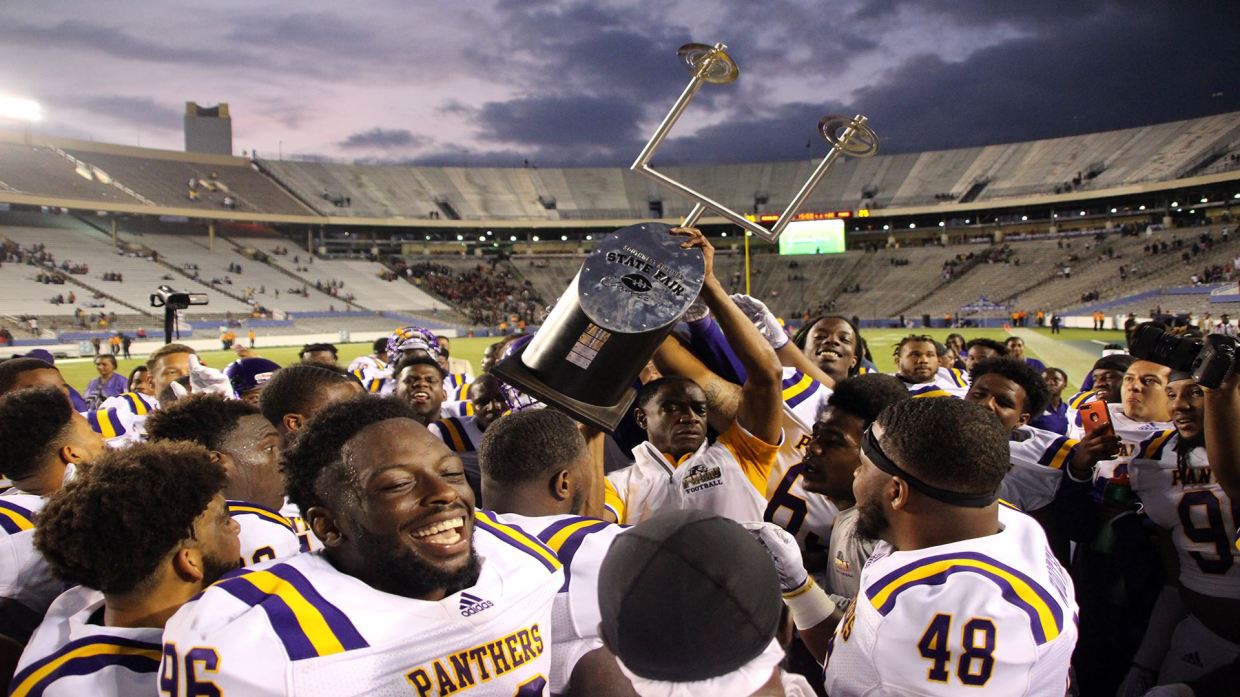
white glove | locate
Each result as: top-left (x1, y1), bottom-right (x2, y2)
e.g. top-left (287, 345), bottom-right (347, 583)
top-left (743, 522), bottom-right (837, 631)
top-left (742, 522), bottom-right (807, 593)
top-left (729, 294), bottom-right (789, 350)
top-left (1116, 665), bottom-right (1157, 697)
top-left (187, 355), bottom-right (235, 397)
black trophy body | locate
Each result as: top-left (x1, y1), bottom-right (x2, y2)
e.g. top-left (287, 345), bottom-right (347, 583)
top-left (492, 222), bottom-right (705, 431)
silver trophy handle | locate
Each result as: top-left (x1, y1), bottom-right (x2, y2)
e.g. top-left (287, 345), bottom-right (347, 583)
top-left (631, 42), bottom-right (879, 241)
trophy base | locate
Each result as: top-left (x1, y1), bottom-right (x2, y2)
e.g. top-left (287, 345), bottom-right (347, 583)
top-left (492, 349), bottom-right (636, 433)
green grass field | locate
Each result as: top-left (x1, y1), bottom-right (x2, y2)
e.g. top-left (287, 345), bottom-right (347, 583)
top-left (54, 328), bottom-right (1127, 395)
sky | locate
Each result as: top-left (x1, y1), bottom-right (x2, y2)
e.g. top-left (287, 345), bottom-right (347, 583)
top-left (1, 0), bottom-right (1237, 167)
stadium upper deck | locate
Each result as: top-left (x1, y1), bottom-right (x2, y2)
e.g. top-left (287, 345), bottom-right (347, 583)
top-left (1, 111), bottom-right (1238, 226)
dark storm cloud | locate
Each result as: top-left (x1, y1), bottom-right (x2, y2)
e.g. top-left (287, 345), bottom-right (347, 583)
top-left (59, 95), bottom-right (183, 132)
top-left (338, 128), bottom-right (430, 150)
top-left (0, 19), bottom-right (256, 66)
top-left (847, 2), bottom-right (1240, 153)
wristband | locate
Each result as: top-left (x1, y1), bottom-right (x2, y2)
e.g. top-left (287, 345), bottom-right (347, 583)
top-left (782, 577), bottom-right (838, 630)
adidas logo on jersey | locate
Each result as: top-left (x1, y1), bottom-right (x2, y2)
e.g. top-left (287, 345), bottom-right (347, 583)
top-left (459, 592), bottom-right (494, 617)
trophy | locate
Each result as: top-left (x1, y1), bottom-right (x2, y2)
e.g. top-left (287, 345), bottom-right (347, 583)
top-left (492, 42), bottom-right (878, 431)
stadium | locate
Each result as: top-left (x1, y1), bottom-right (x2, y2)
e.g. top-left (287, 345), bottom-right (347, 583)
top-left (4, 5), bottom-right (1240, 696)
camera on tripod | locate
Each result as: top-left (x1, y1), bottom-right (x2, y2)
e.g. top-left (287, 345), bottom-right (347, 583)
top-left (149, 285), bottom-right (209, 311)
top-left (1129, 324), bottom-right (1237, 389)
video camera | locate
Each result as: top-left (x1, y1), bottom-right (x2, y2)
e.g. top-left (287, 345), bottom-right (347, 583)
top-left (149, 285), bottom-right (209, 311)
top-left (1129, 324), bottom-right (1237, 389)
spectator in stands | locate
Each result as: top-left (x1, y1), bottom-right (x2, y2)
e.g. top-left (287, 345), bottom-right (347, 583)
top-left (85, 355), bottom-right (127, 407)
top-left (1005, 336), bottom-right (1045, 372)
top-left (1215, 313), bottom-right (1238, 337)
top-left (299, 342), bottom-right (339, 367)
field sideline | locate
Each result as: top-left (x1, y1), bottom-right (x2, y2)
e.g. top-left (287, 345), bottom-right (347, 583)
top-left (53, 327), bottom-right (1126, 394)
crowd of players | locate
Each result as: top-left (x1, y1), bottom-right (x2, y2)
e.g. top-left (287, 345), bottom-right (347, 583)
top-left (0, 226), bottom-right (1237, 696)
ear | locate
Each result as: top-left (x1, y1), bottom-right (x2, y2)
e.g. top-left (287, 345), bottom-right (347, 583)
top-left (633, 407), bottom-right (648, 430)
top-left (1017, 411), bottom-right (1032, 428)
top-left (171, 544), bottom-right (206, 584)
top-left (549, 470), bottom-right (572, 502)
top-left (283, 413), bottom-right (303, 434)
top-left (209, 450), bottom-right (237, 478)
top-left (888, 476), bottom-right (911, 512)
top-left (60, 442), bottom-right (88, 465)
top-left (307, 506), bottom-right (344, 548)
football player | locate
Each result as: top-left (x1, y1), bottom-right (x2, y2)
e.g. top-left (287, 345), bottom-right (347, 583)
top-left (0, 387), bottom-right (108, 664)
top-left (963, 337), bottom-right (1007, 374)
top-left (0, 358), bottom-right (72, 402)
top-left (394, 355), bottom-right (450, 426)
top-left (298, 342), bottom-right (339, 367)
top-left (222, 356), bottom-right (280, 406)
top-left (258, 363), bottom-right (365, 447)
top-left (11, 442), bottom-right (239, 696)
top-left (479, 409), bottom-right (618, 694)
top-left (795, 374), bottom-right (910, 599)
top-left (159, 396), bottom-right (564, 696)
top-left (1120, 372), bottom-right (1240, 695)
top-left (607, 227), bottom-right (783, 525)
top-left (345, 337), bottom-right (390, 382)
top-left (821, 398), bottom-right (1078, 695)
top-left (1068, 358), bottom-right (1173, 482)
top-left (145, 393), bottom-right (302, 565)
top-left (893, 335), bottom-right (969, 398)
top-left (430, 374), bottom-right (509, 505)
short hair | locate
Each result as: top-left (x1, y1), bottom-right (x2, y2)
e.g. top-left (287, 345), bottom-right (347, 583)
top-left (965, 338), bottom-right (1008, 356)
top-left (826, 374), bottom-right (910, 426)
top-left (35, 441), bottom-right (226, 594)
top-left (1045, 367), bottom-right (1068, 384)
top-left (893, 334), bottom-right (936, 357)
top-left (0, 387), bottom-right (75, 481)
top-left (969, 357), bottom-right (1051, 417)
top-left (792, 315), bottom-right (865, 373)
top-left (300, 342), bottom-right (338, 358)
top-left (1092, 354), bottom-right (1135, 373)
top-left (876, 398), bottom-right (1010, 495)
top-left (372, 337), bottom-right (388, 354)
top-left (127, 366), bottom-right (149, 391)
top-left (259, 363), bottom-right (357, 427)
top-left (94, 355), bottom-right (118, 368)
top-left (393, 354), bottom-right (445, 380)
top-left (1004, 336), bottom-right (1024, 346)
top-left (146, 343), bottom-right (196, 372)
top-left (282, 396), bottom-right (418, 514)
top-left (636, 376), bottom-right (699, 409)
top-left (479, 409), bottom-right (587, 484)
top-left (0, 358), bottom-right (56, 395)
top-left (145, 393), bottom-right (256, 451)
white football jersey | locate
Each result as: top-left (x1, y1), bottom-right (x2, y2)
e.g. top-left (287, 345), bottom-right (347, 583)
top-left (430, 416), bottom-right (485, 454)
top-left (900, 367), bottom-right (969, 399)
top-left (445, 371), bottom-right (473, 401)
top-left (1130, 431), bottom-right (1240, 600)
top-left (279, 500), bottom-right (323, 553)
top-left (764, 369), bottom-right (838, 567)
top-left (607, 423), bottom-right (781, 525)
top-left (10, 585), bottom-right (163, 697)
top-left (1000, 426), bottom-right (1079, 511)
top-left (159, 511), bottom-right (563, 697)
top-left (351, 363), bottom-right (393, 395)
top-left (346, 354), bottom-right (386, 376)
top-left (228, 500), bottom-right (304, 567)
top-left (0, 494), bottom-right (61, 644)
top-left (495, 513), bottom-right (626, 694)
top-left (1067, 401), bottom-right (1170, 481)
top-left (823, 505), bottom-right (1078, 697)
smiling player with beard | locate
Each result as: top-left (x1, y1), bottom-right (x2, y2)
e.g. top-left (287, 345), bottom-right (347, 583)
top-left (158, 396), bottom-right (563, 696)
top-left (892, 335), bottom-right (969, 398)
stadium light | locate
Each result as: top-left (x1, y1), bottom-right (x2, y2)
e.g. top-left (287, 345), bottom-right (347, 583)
top-left (1139, 205), bottom-right (1147, 210)
top-left (1200, 197), bottom-right (1208, 203)
top-left (1109, 208), bottom-right (1117, 214)
top-left (585, 235), bottom-right (593, 241)
top-left (0, 95), bottom-right (42, 122)
top-left (882, 224), bottom-right (890, 231)
top-left (478, 235), bottom-right (485, 241)
top-left (908, 223), bottom-right (916, 229)
top-left (532, 235), bottom-right (540, 241)
top-left (509, 235), bottom-right (517, 241)
top-left (1171, 202), bottom-right (1179, 207)
top-left (1079, 211), bottom-right (1086, 216)
top-left (964, 219), bottom-right (971, 224)
top-left (560, 235), bottom-right (568, 241)
top-left (938, 221), bottom-right (944, 227)
top-left (456, 234), bottom-right (463, 241)
top-left (1021, 215), bottom-right (1027, 221)
top-left (424, 235), bottom-right (431, 240)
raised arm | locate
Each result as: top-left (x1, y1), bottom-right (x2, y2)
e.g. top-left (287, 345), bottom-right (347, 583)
top-left (672, 227), bottom-right (782, 445)
top-left (651, 335), bottom-right (741, 434)
top-left (1203, 368), bottom-right (1240, 501)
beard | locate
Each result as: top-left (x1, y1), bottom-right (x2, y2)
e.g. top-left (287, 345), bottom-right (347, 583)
top-left (852, 498), bottom-right (890, 544)
top-left (203, 551), bottom-right (243, 587)
top-left (352, 523), bottom-right (482, 599)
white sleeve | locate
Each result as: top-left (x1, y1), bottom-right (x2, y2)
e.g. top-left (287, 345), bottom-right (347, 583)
top-left (160, 598), bottom-right (293, 697)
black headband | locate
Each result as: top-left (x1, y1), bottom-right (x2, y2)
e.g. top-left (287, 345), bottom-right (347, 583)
top-left (861, 427), bottom-right (997, 508)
